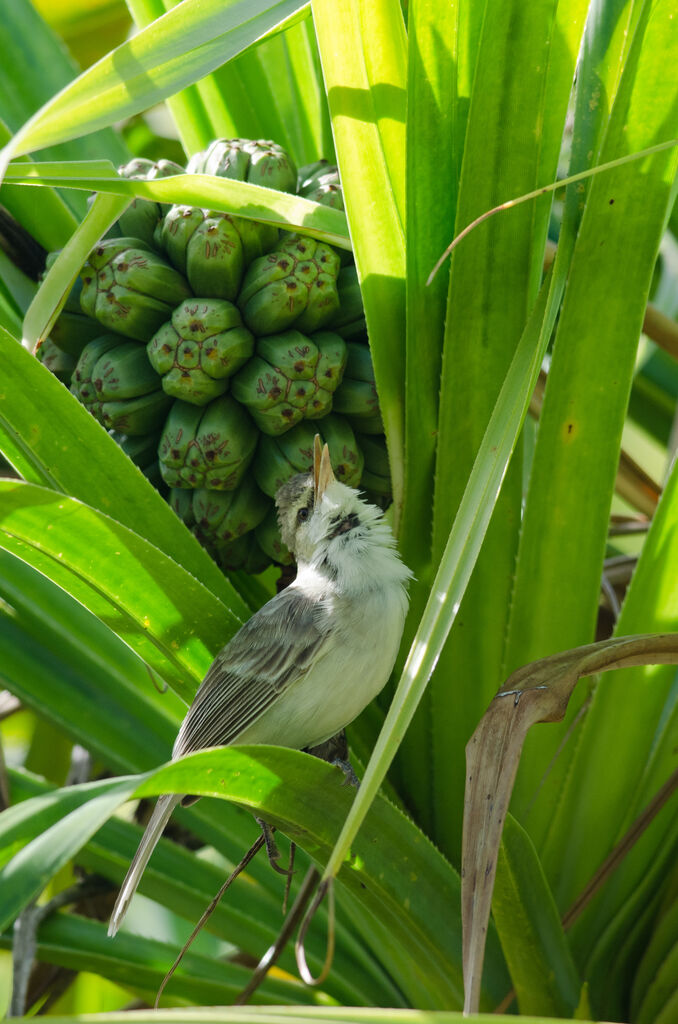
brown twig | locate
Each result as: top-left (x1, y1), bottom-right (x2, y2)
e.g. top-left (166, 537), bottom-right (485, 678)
top-left (561, 764), bottom-right (678, 929)
top-left (282, 842), bottom-right (296, 915)
top-left (154, 833), bottom-right (265, 1009)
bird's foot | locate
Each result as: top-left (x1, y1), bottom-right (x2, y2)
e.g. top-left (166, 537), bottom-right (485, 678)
top-left (306, 730), bottom-right (360, 788)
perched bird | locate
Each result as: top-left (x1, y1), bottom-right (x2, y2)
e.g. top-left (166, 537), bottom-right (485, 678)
top-left (108, 438), bottom-right (412, 936)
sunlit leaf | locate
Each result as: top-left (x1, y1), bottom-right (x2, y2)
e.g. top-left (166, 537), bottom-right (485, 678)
top-left (0, 0), bottom-right (309, 167)
top-left (0, 479), bottom-right (243, 701)
top-left (0, 746), bottom-right (510, 1009)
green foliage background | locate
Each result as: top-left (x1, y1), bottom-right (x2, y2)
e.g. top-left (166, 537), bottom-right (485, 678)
top-left (0, 0), bottom-right (677, 1020)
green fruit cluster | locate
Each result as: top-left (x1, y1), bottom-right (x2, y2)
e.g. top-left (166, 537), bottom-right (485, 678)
top-left (41, 138), bottom-right (391, 574)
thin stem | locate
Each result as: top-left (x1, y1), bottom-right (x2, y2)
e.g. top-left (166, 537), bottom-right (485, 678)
top-left (154, 834), bottom-right (265, 1009)
top-left (562, 765), bottom-right (678, 930)
top-left (427, 139), bottom-right (678, 284)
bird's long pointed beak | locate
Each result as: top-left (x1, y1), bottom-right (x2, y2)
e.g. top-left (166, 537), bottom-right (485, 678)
top-left (313, 433), bottom-right (322, 490)
top-left (313, 435), bottom-right (335, 502)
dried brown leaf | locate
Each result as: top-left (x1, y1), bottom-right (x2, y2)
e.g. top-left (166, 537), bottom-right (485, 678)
top-left (461, 632), bottom-right (678, 1015)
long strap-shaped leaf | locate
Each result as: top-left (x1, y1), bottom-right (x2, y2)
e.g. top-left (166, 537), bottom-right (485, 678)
top-left (0, 912), bottom-right (314, 1007)
top-left (0, 0), bottom-right (129, 215)
top-left (22, 190), bottom-right (130, 350)
top-left (126, 0), bottom-right (221, 155)
top-left (0, 554), bottom-right (350, 921)
top-left (0, 480), bottom-right (241, 703)
top-left (541, 399), bottom-right (678, 975)
top-left (0, 547), bottom-right (184, 773)
top-left (312, 0), bottom-right (407, 520)
top-left (0, 0), bottom-right (308, 173)
top-left (0, 122), bottom-right (78, 252)
top-left (126, 1), bottom-right (331, 161)
top-left (492, 814), bottom-right (581, 1017)
top-left (505, 0), bottom-right (678, 831)
top-left (399, 0), bottom-right (458, 577)
top-left (411, 0), bottom-right (589, 853)
top-left (4, 163), bottom-right (350, 248)
top-left (0, 1010), bottom-right (602, 1024)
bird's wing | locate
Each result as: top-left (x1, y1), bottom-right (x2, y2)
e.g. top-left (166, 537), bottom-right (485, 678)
top-left (173, 586), bottom-right (332, 757)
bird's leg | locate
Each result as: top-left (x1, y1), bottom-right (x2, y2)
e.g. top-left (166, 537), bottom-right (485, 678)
top-left (306, 730), bottom-right (360, 788)
top-left (254, 817), bottom-right (293, 876)
top-left (255, 731), bottom-right (359, 883)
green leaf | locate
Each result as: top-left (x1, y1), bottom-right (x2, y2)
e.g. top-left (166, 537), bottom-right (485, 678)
top-left (33, 0), bottom-right (133, 70)
top-left (313, 0), bottom-right (408, 515)
top-left (543, 456), bottom-right (678, 965)
top-left (0, 553), bottom-right (356, 958)
top-left (0, 912), bottom-right (315, 1006)
top-left (0, 549), bottom-right (284, 892)
top-left (0, 776), bottom-right (134, 927)
top-left (0, 1009), bottom-right (601, 1024)
top-left (125, 3), bottom-right (330, 162)
top-left (125, 0), bottom-right (221, 155)
top-left (4, 162), bottom-right (350, 248)
top-left (400, 0), bottom-right (458, 579)
top-left (0, 0), bottom-right (129, 217)
top-left (0, 557), bottom-right (400, 1006)
top-left (0, 0), bottom-right (308, 165)
top-left (632, 878), bottom-right (678, 1024)
top-left (493, 815), bottom-right (580, 1017)
top-left (461, 633), bottom-right (678, 1016)
top-left (0, 119), bottom-right (79, 251)
top-left (0, 479), bottom-right (243, 702)
top-left (6, 769), bottom-right (403, 1007)
top-left (214, 17), bottom-right (332, 166)
top-left (320, 270), bottom-right (554, 898)
top-left (22, 190), bottom-right (130, 349)
top-left (0, 250), bottom-right (35, 325)
top-left (0, 547), bottom-right (182, 773)
top-left (0, 746), bottom-right (509, 1009)
top-left (0, 270), bottom-right (25, 339)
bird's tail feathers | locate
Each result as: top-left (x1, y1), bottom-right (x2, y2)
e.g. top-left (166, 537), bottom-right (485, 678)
top-left (108, 792), bottom-right (183, 937)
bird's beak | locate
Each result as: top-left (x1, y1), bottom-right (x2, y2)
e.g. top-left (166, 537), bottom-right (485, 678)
top-left (313, 434), bottom-right (335, 503)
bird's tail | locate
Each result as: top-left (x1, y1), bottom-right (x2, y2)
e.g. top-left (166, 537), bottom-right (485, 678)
top-left (108, 792), bottom-right (183, 936)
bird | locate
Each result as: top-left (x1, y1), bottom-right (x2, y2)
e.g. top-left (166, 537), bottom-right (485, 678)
top-left (108, 437), bottom-right (412, 936)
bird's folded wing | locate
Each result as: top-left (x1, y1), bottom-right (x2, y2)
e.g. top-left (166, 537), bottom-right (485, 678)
top-left (173, 587), bottom-right (332, 757)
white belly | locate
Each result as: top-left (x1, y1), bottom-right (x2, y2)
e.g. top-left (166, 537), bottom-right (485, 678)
top-left (235, 584), bottom-right (407, 750)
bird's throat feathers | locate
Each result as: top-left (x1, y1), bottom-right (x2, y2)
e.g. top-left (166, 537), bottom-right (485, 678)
top-left (294, 481), bottom-right (412, 598)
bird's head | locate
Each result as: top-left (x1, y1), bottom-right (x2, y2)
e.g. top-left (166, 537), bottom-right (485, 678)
top-left (275, 437), bottom-right (412, 591)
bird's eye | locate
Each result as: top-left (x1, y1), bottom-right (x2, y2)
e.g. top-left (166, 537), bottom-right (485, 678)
top-left (297, 506), bottom-right (310, 523)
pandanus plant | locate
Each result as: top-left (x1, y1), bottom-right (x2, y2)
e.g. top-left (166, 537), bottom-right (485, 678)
top-left (0, 0), bottom-right (677, 1022)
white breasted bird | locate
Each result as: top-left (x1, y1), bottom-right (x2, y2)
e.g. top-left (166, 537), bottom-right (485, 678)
top-left (108, 437), bottom-right (412, 936)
